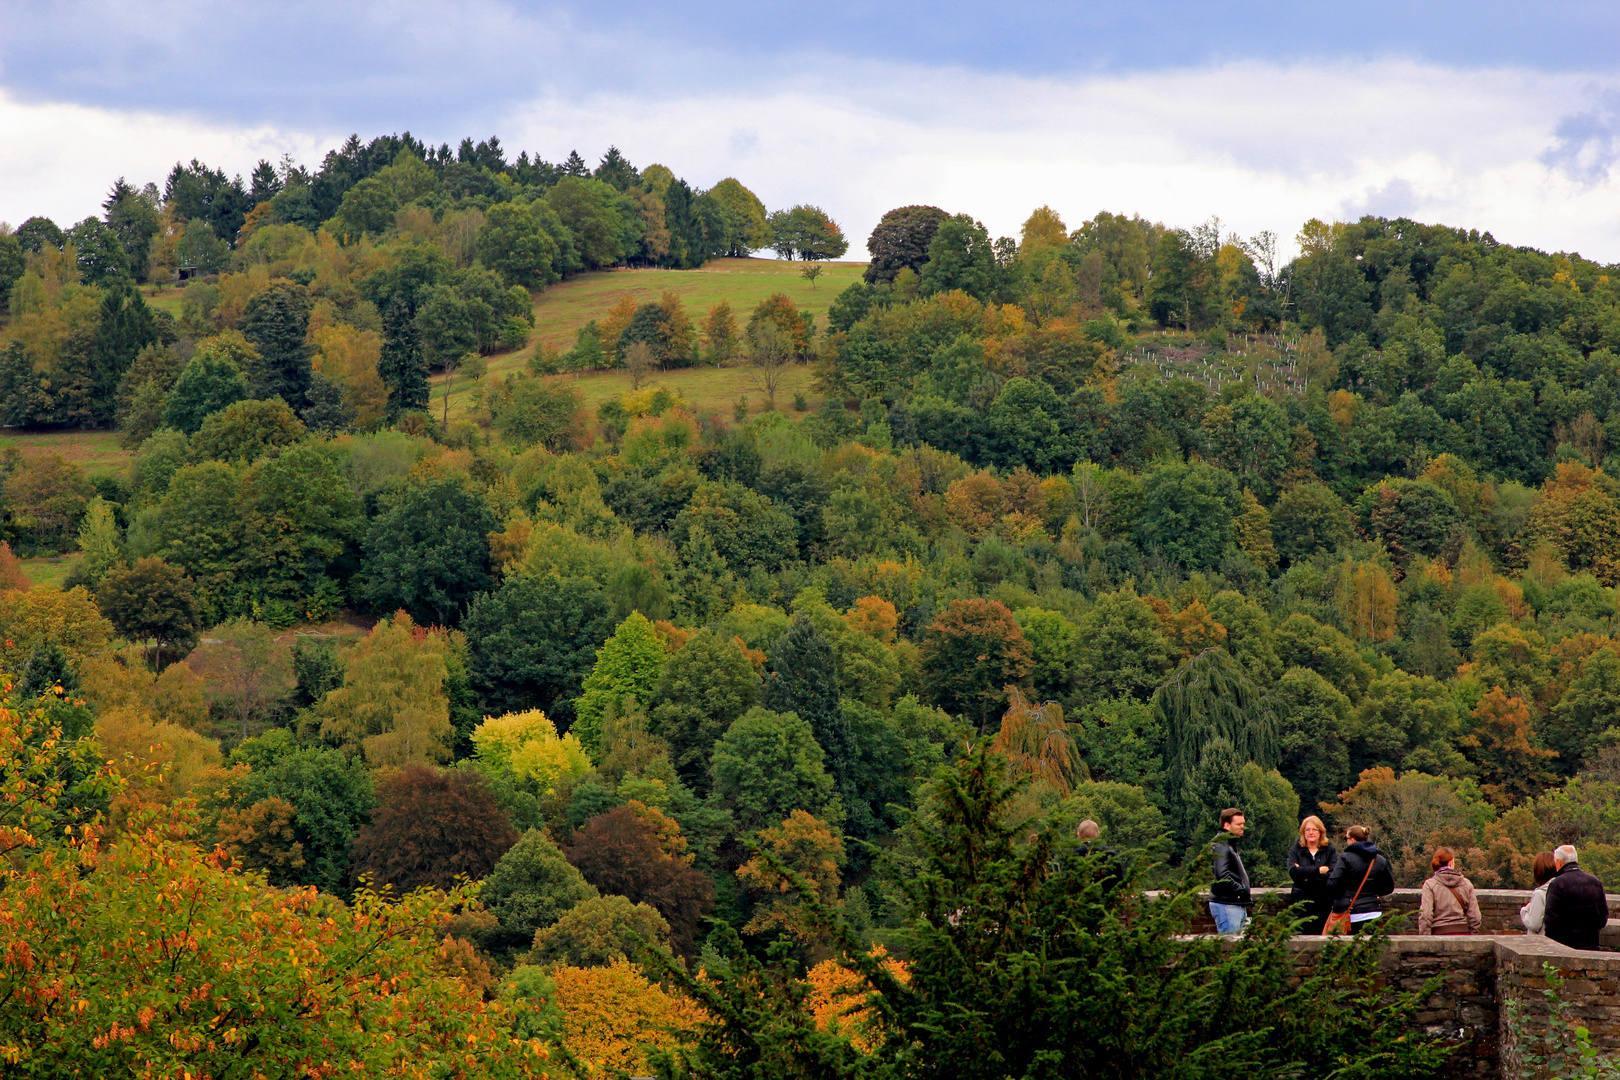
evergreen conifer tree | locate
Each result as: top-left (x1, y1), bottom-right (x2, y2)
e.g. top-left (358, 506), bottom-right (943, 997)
top-left (379, 296), bottom-right (429, 415)
top-left (239, 280), bottom-right (314, 403)
top-left (761, 615), bottom-right (851, 791)
top-left (90, 279), bottom-right (159, 423)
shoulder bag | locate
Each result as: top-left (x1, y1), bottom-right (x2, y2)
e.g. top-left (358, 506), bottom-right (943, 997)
top-left (1322, 857), bottom-right (1376, 936)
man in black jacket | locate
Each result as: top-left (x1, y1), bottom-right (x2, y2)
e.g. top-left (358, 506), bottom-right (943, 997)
top-left (1544, 844), bottom-right (1610, 951)
top-left (1209, 808), bottom-right (1251, 935)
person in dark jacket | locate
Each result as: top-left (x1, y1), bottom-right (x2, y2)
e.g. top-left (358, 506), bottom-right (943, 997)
top-left (1286, 814), bottom-right (1338, 935)
top-left (1323, 825), bottom-right (1395, 933)
top-left (1073, 819), bottom-right (1125, 893)
top-left (1208, 807), bottom-right (1251, 934)
top-left (1544, 844), bottom-right (1610, 951)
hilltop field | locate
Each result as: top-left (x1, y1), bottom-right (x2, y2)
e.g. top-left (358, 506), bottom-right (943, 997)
top-left (436, 256), bottom-right (863, 421)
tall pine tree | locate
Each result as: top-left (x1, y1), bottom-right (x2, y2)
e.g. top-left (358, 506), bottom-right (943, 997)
top-left (90, 279), bottom-right (159, 424)
top-left (239, 280), bottom-right (314, 404)
top-left (379, 295), bottom-right (429, 415)
top-left (761, 616), bottom-right (852, 795)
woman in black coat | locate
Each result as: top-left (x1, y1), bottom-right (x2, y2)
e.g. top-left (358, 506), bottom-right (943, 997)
top-left (1323, 824), bottom-right (1396, 934)
top-left (1286, 815), bottom-right (1338, 935)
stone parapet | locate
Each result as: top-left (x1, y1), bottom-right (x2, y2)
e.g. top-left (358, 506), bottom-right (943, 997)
top-left (1276, 934), bottom-right (1620, 1078)
top-left (1182, 886), bottom-right (1620, 937)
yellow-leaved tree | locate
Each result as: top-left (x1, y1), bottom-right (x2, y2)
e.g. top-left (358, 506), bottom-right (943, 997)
top-left (315, 612), bottom-right (452, 766)
top-left (473, 709), bottom-right (591, 794)
top-left (545, 959), bottom-right (703, 1078)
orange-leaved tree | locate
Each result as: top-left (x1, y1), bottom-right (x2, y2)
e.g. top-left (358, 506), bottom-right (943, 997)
top-left (0, 676), bottom-right (566, 1079)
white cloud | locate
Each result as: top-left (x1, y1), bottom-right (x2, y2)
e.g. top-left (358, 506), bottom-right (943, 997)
top-left (7, 59), bottom-right (1620, 261)
top-left (0, 91), bottom-right (338, 229)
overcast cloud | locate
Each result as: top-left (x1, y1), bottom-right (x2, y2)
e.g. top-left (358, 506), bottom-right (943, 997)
top-left (3, 2), bottom-right (1618, 260)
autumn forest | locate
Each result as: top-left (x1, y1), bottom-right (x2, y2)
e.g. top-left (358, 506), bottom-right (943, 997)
top-left (1, 131), bottom-right (1616, 1077)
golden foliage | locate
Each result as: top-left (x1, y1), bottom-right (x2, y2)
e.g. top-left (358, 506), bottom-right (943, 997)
top-left (0, 542), bottom-right (29, 593)
top-left (736, 810), bottom-right (844, 943)
top-left (0, 586), bottom-right (113, 670)
top-left (313, 324), bottom-right (389, 430)
top-left (844, 595), bottom-right (899, 646)
top-left (548, 959), bottom-right (703, 1078)
top-left (992, 689), bottom-right (1087, 797)
top-left (805, 947), bottom-right (909, 1051)
top-left (1331, 560), bottom-right (1398, 643)
top-left (472, 709), bottom-right (591, 794)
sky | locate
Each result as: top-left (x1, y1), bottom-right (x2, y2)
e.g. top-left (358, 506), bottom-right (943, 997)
top-left (4, 1), bottom-right (1620, 261)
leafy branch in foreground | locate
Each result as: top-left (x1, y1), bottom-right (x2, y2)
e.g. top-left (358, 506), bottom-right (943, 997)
top-left (648, 742), bottom-right (1451, 1080)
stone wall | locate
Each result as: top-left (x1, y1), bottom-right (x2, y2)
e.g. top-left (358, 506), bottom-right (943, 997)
top-left (1185, 886), bottom-right (1620, 935)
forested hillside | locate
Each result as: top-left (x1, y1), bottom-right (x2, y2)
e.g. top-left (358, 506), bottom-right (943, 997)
top-left (2, 132), bottom-right (1619, 1074)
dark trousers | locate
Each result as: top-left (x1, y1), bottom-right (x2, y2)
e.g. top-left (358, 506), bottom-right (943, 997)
top-left (1294, 899), bottom-right (1331, 936)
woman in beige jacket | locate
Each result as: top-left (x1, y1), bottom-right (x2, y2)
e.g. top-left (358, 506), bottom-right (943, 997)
top-left (1418, 847), bottom-right (1482, 935)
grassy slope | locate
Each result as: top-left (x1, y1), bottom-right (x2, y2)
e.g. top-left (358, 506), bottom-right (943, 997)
top-left (0, 430), bottom-right (130, 476)
top-left (17, 553), bottom-right (81, 590)
top-left (435, 256), bottom-right (866, 421)
top-left (0, 258), bottom-right (863, 472)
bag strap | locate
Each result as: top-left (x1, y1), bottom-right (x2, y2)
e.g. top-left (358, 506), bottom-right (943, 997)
top-left (1346, 856), bottom-right (1376, 909)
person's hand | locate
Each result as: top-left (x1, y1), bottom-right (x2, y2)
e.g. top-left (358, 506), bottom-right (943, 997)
top-left (1319, 866), bottom-right (1330, 874)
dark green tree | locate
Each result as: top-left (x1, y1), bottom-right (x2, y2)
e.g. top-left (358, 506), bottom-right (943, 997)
top-left (462, 574), bottom-right (614, 726)
top-left (0, 234), bottom-right (24, 313)
top-left (89, 279), bottom-right (160, 425)
top-left (1266, 667), bottom-right (1354, 816)
top-left (15, 216), bottom-right (64, 253)
top-left (162, 350), bottom-right (251, 434)
top-left (66, 216), bottom-right (130, 286)
top-left (378, 295), bottom-right (430, 415)
top-left (709, 707), bottom-right (838, 833)
top-left (95, 557), bottom-right (203, 660)
top-left (863, 205), bottom-right (948, 284)
top-left (1153, 647), bottom-right (1278, 838)
top-left (359, 479), bottom-right (498, 626)
top-left (649, 745), bottom-right (1449, 1080)
top-left (300, 374), bottom-right (355, 435)
top-left (229, 729), bottom-right (377, 893)
top-left (102, 178), bottom-right (162, 281)
top-left (479, 828), bottom-right (598, 958)
top-left (919, 213), bottom-right (996, 300)
top-left (761, 616), bottom-right (850, 789)
top-left (290, 638), bottom-right (344, 709)
top-left (239, 280), bottom-right (315, 404)
top-left (1133, 460), bottom-right (1241, 569)
top-left (648, 629), bottom-right (760, 791)
top-left (477, 202), bottom-right (560, 289)
top-left (1270, 483), bottom-right (1353, 565)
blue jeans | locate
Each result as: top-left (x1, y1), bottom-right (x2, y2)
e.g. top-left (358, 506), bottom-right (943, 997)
top-left (1210, 902), bottom-right (1249, 935)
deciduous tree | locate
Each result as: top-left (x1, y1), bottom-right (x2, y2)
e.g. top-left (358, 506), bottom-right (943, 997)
top-left (564, 804), bottom-right (713, 954)
top-left (350, 763), bottom-right (518, 891)
top-left (921, 598), bottom-right (1033, 731)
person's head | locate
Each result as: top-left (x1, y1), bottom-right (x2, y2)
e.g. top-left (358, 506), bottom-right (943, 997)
top-left (1299, 815), bottom-right (1327, 847)
top-left (1555, 844), bottom-right (1579, 869)
top-left (1076, 819), bottom-right (1101, 841)
top-left (1431, 846), bottom-right (1455, 872)
top-left (1219, 808), bottom-right (1246, 836)
top-left (1533, 852), bottom-right (1559, 887)
top-left (1346, 824), bottom-right (1371, 844)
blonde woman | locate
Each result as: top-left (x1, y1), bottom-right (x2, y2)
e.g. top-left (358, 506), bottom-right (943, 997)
top-left (1286, 816), bottom-right (1338, 935)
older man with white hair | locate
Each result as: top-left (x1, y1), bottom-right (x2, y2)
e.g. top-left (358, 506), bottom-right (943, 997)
top-left (1543, 844), bottom-right (1609, 951)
